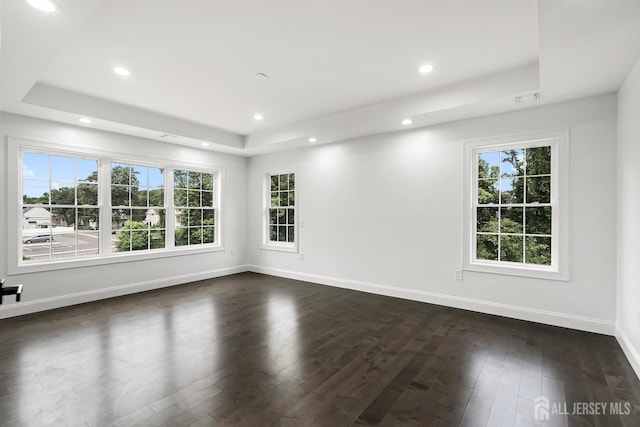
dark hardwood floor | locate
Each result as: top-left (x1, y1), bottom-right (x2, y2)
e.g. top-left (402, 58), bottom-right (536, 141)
top-left (0, 272), bottom-right (638, 426)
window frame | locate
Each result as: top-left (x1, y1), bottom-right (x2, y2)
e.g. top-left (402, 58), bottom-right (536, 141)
top-left (261, 169), bottom-right (298, 252)
top-left (8, 137), bottom-right (224, 275)
top-left (462, 130), bottom-right (569, 281)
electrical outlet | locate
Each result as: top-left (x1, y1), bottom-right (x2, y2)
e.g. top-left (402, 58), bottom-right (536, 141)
top-left (455, 270), bottom-right (463, 281)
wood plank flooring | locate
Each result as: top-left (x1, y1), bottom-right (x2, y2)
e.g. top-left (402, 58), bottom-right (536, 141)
top-left (0, 272), bottom-right (638, 426)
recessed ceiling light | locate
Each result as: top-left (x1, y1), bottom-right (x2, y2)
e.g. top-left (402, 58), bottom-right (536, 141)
top-left (77, 117), bottom-right (92, 124)
top-left (112, 66), bottom-right (130, 77)
top-left (419, 64), bottom-right (434, 74)
top-left (401, 118), bottom-right (413, 125)
top-left (308, 137), bottom-right (317, 143)
top-left (26, 0), bottom-right (61, 14)
top-left (201, 142), bottom-right (210, 147)
top-left (254, 114), bottom-right (264, 121)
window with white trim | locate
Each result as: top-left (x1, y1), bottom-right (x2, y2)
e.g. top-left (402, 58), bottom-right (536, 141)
top-left (14, 140), bottom-right (222, 270)
top-left (463, 131), bottom-right (568, 280)
top-left (21, 151), bottom-right (100, 262)
top-left (263, 172), bottom-right (297, 250)
top-left (173, 169), bottom-right (217, 246)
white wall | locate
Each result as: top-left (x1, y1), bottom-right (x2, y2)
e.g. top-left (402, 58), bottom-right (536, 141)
top-left (248, 95), bottom-right (618, 335)
top-left (0, 113), bottom-right (248, 318)
top-left (617, 57), bottom-right (640, 378)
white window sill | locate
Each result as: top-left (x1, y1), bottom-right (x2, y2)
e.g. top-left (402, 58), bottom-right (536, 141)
top-left (260, 243), bottom-right (298, 253)
top-left (464, 261), bottom-right (568, 281)
top-left (12, 244), bottom-right (224, 275)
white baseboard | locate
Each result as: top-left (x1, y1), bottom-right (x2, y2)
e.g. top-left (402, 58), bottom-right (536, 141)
top-left (616, 326), bottom-right (640, 381)
top-left (0, 265), bottom-right (249, 319)
top-left (248, 265), bottom-right (615, 335)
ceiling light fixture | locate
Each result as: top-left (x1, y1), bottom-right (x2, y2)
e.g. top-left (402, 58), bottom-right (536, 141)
top-left (308, 137), bottom-right (317, 143)
top-left (77, 117), bottom-right (92, 124)
top-left (419, 64), bottom-right (434, 74)
top-left (112, 66), bottom-right (131, 77)
top-left (26, 0), bottom-right (61, 14)
top-left (201, 142), bottom-right (210, 147)
top-left (401, 118), bottom-right (413, 125)
top-left (253, 114), bottom-right (264, 121)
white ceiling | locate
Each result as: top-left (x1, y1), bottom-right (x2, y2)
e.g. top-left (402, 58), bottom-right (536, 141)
top-left (2, 0), bottom-right (640, 155)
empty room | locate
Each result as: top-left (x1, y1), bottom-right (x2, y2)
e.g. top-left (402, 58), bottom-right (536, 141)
top-left (1, 0), bottom-right (640, 426)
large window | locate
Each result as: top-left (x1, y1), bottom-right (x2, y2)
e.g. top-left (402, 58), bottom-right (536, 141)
top-left (14, 140), bottom-right (222, 271)
top-left (263, 172), bottom-right (297, 251)
top-left (22, 151), bottom-right (100, 262)
top-left (111, 163), bottom-right (166, 252)
top-left (173, 169), bottom-right (217, 246)
top-left (463, 131), bottom-right (567, 280)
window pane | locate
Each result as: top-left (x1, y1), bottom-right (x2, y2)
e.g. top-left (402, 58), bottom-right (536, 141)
top-left (202, 173), bottom-right (214, 191)
top-left (22, 152), bottom-right (49, 179)
top-left (478, 151), bottom-right (499, 179)
top-left (477, 207), bottom-right (498, 232)
top-left (78, 208), bottom-right (99, 230)
top-left (148, 188), bottom-right (164, 207)
top-left (23, 180), bottom-right (50, 204)
top-left (500, 235), bottom-right (523, 262)
top-left (174, 170), bottom-right (188, 188)
top-left (175, 228), bottom-right (188, 246)
top-left (112, 209), bottom-right (129, 231)
top-left (78, 230), bottom-right (99, 257)
top-left (52, 232), bottom-right (77, 260)
top-left (51, 156), bottom-right (75, 181)
top-left (111, 185), bottom-right (130, 207)
top-left (288, 173), bottom-right (295, 190)
top-left (288, 191), bottom-right (295, 207)
top-left (188, 190), bottom-right (201, 207)
top-left (500, 207), bottom-right (523, 234)
top-left (500, 149), bottom-right (524, 177)
top-left (203, 209), bottom-right (215, 225)
top-left (202, 191), bottom-right (213, 207)
top-left (77, 159), bottom-right (98, 182)
top-left (476, 234), bottom-right (498, 261)
top-left (500, 177), bottom-right (524, 204)
top-left (281, 192), bottom-right (289, 206)
top-left (287, 226), bottom-right (295, 243)
top-left (150, 230), bottom-right (165, 249)
top-left (78, 183), bottom-right (98, 205)
top-left (145, 208), bottom-right (164, 229)
top-left (131, 165), bottom-right (147, 187)
top-left (525, 207), bottom-right (552, 235)
top-left (111, 163), bottom-right (131, 185)
top-left (132, 188), bottom-right (148, 207)
top-left (270, 175), bottom-right (278, 191)
top-left (175, 209), bottom-right (187, 227)
top-left (277, 209), bottom-right (286, 225)
top-left (148, 167), bottom-right (164, 188)
top-left (478, 179), bottom-right (499, 204)
top-left (279, 174), bottom-right (289, 191)
top-left (525, 236), bottom-right (552, 265)
top-left (278, 226), bottom-right (287, 242)
top-left (203, 227), bottom-right (215, 244)
top-left (190, 228), bottom-right (203, 245)
top-left (526, 176), bottom-right (550, 204)
top-left (131, 209), bottom-right (147, 223)
top-left (50, 184), bottom-right (75, 205)
top-left (287, 209), bottom-right (295, 225)
top-left (131, 229), bottom-right (149, 251)
top-left (188, 172), bottom-right (201, 189)
top-left (269, 208), bottom-right (278, 225)
top-left (270, 225), bottom-right (278, 241)
top-left (188, 208), bottom-right (202, 226)
top-left (174, 189), bottom-right (187, 206)
top-left (270, 192), bottom-right (280, 207)
top-left (52, 207), bottom-right (75, 228)
top-left (526, 146), bottom-right (551, 175)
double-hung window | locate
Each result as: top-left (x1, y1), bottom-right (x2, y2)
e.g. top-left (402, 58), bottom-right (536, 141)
top-left (263, 171), bottom-right (297, 251)
top-left (12, 138), bottom-right (222, 272)
top-left (463, 131), bottom-right (568, 280)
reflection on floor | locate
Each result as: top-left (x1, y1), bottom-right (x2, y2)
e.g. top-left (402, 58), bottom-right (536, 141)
top-left (0, 272), bottom-right (638, 426)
